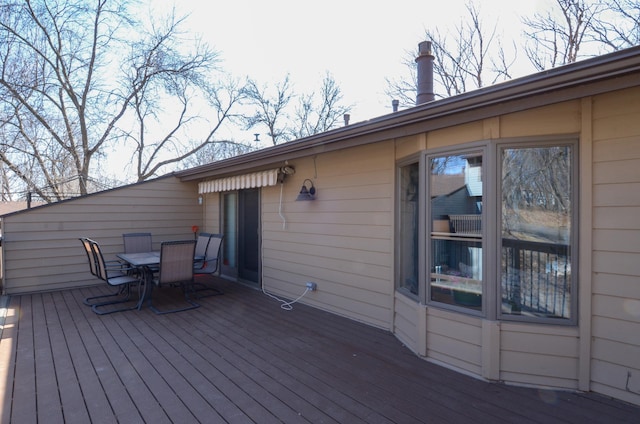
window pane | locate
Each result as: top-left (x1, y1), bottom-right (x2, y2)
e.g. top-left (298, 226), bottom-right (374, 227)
top-left (500, 146), bottom-right (572, 319)
top-left (430, 153), bottom-right (483, 310)
top-left (398, 163), bottom-right (419, 295)
top-left (223, 192), bottom-right (237, 268)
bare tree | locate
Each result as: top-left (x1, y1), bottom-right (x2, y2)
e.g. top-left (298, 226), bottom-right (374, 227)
top-left (522, 0), bottom-right (605, 70)
top-left (242, 73), bottom-right (351, 144)
top-left (385, 1), bottom-right (515, 107)
top-left (384, 53), bottom-right (419, 109)
top-left (0, 0), bottom-right (240, 201)
top-left (590, 0), bottom-right (640, 49)
top-left (127, 66), bottom-right (246, 181)
top-left (242, 75), bottom-right (293, 146)
top-left (180, 138), bottom-right (258, 169)
top-left (291, 72), bottom-right (352, 139)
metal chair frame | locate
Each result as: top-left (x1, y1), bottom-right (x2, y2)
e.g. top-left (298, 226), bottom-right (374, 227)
top-left (193, 232), bottom-right (214, 268)
top-left (80, 237), bottom-right (143, 314)
top-left (193, 233), bottom-right (224, 297)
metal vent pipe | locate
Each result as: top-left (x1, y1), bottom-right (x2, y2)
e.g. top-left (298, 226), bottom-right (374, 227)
top-left (415, 40), bottom-right (435, 104)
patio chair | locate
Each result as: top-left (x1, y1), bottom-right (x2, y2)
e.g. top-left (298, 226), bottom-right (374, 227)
top-left (80, 238), bottom-right (144, 314)
top-left (149, 240), bottom-right (200, 314)
top-left (193, 232), bottom-right (214, 268)
top-left (123, 232), bottom-right (158, 273)
top-left (193, 233), bottom-right (224, 297)
top-left (122, 232), bottom-right (153, 253)
top-left (81, 237), bottom-right (129, 305)
top-left (80, 237), bottom-right (99, 279)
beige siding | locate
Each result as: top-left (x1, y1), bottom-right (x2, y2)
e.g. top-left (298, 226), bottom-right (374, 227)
top-left (261, 142), bottom-right (394, 329)
top-left (202, 192), bottom-right (222, 233)
top-left (1, 176), bottom-right (201, 294)
top-left (500, 101), bottom-right (581, 137)
top-left (500, 324), bottom-right (579, 389)
top-left (392, 96), bottom-right (639, 400)
top-left (589, 86), bottom-right (640, 404)
top-left (426, 121), bottom-right (484, 148)
top-left (406, 102), bottom-right (584, 386)
top-left (384, 101), bottom-right (586, 389)
top-left (395, 134), bottom-right (426, 159)
top-left (393, 293), bottom-right (420, 352)
top-left (426, 308), bottom-right (483, 375)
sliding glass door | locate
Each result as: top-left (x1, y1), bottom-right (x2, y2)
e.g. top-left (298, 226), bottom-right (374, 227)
top-left (221, 189), bottom-right (260, 286)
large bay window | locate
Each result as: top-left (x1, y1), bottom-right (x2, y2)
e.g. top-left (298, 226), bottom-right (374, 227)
top-left (397, 139), bottom-right (576, 324)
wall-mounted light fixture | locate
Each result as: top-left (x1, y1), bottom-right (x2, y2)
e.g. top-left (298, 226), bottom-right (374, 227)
top-left (296, 179), bottom-right (316, 201)
top-left (278, 165), bottom-right (295, 183)
top-left (281, 165), bottom-right (295, 175)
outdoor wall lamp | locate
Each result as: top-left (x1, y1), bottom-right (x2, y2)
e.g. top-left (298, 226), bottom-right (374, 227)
top-left (296, 179), bottom-right (316, 201)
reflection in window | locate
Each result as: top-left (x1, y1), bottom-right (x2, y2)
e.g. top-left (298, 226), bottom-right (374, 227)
top-left (430, 153), bottom-right (483, 310)
top-left (223, 192), bottom-right (237, 268)
top-left (501, 146), bottom-right (572, 319)
top-left (398, 163), bottom-right (419, 295)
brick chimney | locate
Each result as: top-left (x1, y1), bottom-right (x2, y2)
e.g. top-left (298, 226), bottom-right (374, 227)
top-left (415, 41), bottom-right (435, 105)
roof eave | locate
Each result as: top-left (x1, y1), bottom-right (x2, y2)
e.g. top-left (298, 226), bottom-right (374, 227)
top-left (177, 46), bottom-right (640, 182)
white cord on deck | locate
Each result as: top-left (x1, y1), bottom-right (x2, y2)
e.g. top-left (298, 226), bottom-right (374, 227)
top-left (266, 183), bottom-right (311, 309)
top-left (262, 287), bottom-right (311, 311)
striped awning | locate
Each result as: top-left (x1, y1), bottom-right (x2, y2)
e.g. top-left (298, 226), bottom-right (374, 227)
top-left (198, 168), bottom-right (280, 194)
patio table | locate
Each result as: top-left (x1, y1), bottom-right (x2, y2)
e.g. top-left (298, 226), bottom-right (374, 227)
top-left (116, 251), bottom-right (160, 309)
top-left (118, 251), bottom-right (203, 266)
top-left (117, 249), bottom-right (202, 312)
top-left (117, 251), bottom-right (160, 267)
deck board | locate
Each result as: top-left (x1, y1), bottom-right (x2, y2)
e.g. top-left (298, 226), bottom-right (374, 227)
top-left (11, 294), bottom-right (37, 424)
top-left (38, 292), bottom-right (77, 423)
top-left (1, 278), bottom-right (639, 423)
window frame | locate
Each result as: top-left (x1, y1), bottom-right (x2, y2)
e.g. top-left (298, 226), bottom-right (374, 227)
top-left (425, 145), bottom-right (488, 317)
top-left (395, 137), bottom-right (578, 326)
top-left (495, 138), bottom-right (579, 325)
top-left (395, 154), bottom-right (422, 301)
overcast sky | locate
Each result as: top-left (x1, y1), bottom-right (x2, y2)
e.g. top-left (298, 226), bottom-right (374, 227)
top-left (111, 0), bottom-right (549, 168)
top-left (164, 0), bottom-right (544, 125)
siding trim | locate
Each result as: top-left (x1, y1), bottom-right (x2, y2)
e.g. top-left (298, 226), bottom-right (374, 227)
top-left (579, 97), bottom-right (594, 391)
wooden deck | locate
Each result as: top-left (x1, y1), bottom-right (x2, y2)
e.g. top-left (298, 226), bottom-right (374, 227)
top-left (1, 277), bottom-right (638, 423)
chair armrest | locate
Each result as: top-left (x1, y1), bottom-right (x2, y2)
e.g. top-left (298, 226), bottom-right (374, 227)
top-left (105, 263), bottom-right (137, 273)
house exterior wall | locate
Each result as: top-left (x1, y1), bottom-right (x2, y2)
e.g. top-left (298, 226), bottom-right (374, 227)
top-left (388, 88), bottom-right (639, 405)
top-left (1, 61), bottom-right (637, 407)
top-left (208, 86), bottom-right (637, 405)
top-left (590, 87), bottom-right (640, 404)
top-left (0, 176), bottom-right (202, 295)
top-left (391, 99), bottom-right (584, 386)
top-left (393, 292), bottom-right (421, 352)
top-left (260, 143), bottom-right (395, 329)
top-left (201, 192), bottom-right (222, 234)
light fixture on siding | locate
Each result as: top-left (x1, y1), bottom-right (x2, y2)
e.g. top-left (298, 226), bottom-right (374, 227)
top-left (278, 165), bottom-right (295, 183)
top-left (296, 179), bottom-right (316, 201)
